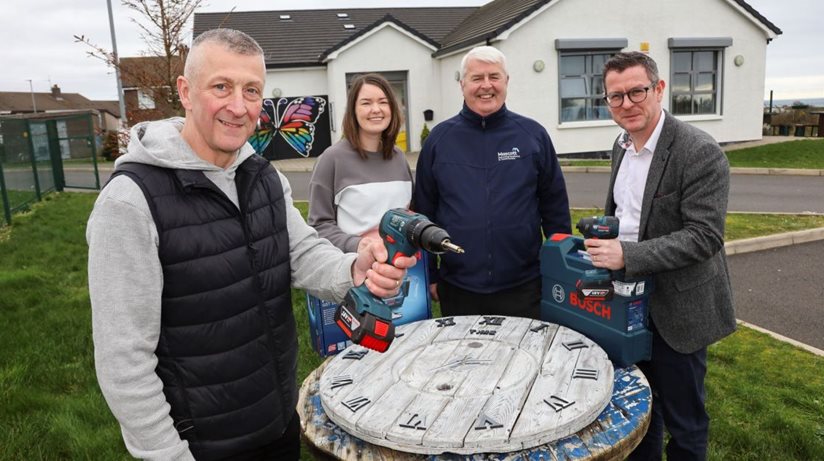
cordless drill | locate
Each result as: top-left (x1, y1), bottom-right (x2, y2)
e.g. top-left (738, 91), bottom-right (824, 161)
top-left (576, 216), bottom-right (619, 301)
top-left (335, 209), bottom-right (464, 352)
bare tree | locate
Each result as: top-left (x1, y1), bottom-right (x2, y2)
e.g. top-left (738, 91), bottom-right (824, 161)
top-left (75, 0), bottom-right (204, 123)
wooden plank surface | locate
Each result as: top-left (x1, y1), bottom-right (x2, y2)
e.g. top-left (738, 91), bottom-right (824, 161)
top-left (305, 317), bottom-right (649, 459)
top-left (300, 362), bottom-right (650, 460)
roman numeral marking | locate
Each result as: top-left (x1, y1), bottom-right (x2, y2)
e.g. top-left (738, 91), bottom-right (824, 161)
top-left (473, 413), bottom-right (503, 430)
top-left (530, 323), bottom-right (549, 332)
top-left (573, 368), bottom-right (599, 380)
top-left (399, 413), bottom-right (427, 431)
top-left (343, 350), bottom-right (368, 360)
top-left (563, 340), bottom-right (589, 351)
top-left (343, 396), bottom-right (370, 413)
top-left (436, 317), bottom-right (456, 327)
top-left (330, 375), bottom-right (353, 389)
top-left (479, 316), bottom-right (505, 326)
top-left (544, 395), bottom-right (575, 412)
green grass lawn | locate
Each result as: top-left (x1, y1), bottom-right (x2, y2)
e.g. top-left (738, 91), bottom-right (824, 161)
top-left (1, 193), bottom-right (823, 460)
top-left (558, 138), bottom-right (824, 169)
top-left (726, 139), bottom-right (824, 169)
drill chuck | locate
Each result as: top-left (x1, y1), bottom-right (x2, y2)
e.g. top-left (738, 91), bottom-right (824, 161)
top-left (418, 225), bottom-right (464, 254)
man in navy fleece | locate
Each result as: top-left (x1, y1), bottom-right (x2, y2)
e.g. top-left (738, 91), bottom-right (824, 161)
top-left (413, 46), bottom-right (570, 319)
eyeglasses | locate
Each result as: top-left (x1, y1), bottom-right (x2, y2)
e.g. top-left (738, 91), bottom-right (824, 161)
top-left (603, 82), bottom-right (658, 108)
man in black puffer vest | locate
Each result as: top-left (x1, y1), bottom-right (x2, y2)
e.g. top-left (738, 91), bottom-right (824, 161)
top-left (87, 29), bottom-right (415, 461)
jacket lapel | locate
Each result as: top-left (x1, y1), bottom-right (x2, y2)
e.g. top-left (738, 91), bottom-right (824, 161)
top-left (638, 113), bottom-right (675, 239)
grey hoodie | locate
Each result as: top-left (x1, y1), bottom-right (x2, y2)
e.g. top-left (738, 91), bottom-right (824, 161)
top-left (86, 118), bottom-right (356, 460)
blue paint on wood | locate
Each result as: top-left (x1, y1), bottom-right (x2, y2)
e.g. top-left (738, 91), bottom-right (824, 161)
top-left (554, 434), bottom-right (591, 460)
top-left (305, 365), bottom-right (650, 459)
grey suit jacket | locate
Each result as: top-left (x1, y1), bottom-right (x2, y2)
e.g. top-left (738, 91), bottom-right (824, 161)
top-left (605, 111), bottom-right (735, 354)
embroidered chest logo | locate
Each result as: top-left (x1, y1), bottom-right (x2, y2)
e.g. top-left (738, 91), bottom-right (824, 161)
top-left (497, 147), bottom-right (521, 161)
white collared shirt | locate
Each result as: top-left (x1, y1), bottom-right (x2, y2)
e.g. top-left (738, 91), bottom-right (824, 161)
top-left (613, 110), bottom-right (666, 242)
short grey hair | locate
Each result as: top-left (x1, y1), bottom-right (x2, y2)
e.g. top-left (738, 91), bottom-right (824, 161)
top-left (184, 28), bottom-right (264, 79)
top-left (460, 46), bottom-right (508, 79)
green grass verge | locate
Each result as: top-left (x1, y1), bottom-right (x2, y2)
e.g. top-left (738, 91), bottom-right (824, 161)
top-left (1, 193), bottom-right (823, 459)
top-left (558, 139), bottom-right (824, 170)
top-left (726, 139), bottom-right (824, 169)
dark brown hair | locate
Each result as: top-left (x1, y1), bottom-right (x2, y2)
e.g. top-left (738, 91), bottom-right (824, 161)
top-left (602, 52), bottom-right (660, 86)
top-left (342, 74), bottom-right (403, 159)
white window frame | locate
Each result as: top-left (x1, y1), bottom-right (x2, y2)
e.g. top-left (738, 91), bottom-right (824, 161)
top-left (137, 89), bottom-right (156, 110)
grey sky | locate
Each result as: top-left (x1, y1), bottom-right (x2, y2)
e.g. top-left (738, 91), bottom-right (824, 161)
top-left (0, 0), bottom-right (819, 102)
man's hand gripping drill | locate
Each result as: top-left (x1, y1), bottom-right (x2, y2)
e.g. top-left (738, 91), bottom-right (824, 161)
top-left (335, 209), bottom-right (464, 352)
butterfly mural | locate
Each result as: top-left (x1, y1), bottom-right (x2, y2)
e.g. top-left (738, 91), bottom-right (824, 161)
top-left (249, 96), bottom-right (328, 158)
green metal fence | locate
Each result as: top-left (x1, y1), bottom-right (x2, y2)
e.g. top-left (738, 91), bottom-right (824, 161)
top-left (0, 112), bottom-right (101, 226)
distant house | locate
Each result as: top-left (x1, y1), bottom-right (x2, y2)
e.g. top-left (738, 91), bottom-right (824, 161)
top-left (0, 84), bottom-right (120, 133)
top-left (194, 0), bottom-right (781, 155)
top-left (120, 55), bottom-right (185, 124)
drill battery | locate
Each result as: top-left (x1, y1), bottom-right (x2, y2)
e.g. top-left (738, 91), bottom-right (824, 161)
top-left (306, 253), bottom-right (431, 356)
top-left (540, 233), bottom-right (653, 368)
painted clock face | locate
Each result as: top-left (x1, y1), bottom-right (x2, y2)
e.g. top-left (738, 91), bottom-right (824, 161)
top-left (319, 315), bottom-right (614, 455)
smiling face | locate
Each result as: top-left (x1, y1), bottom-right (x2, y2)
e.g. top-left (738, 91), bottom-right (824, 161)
top-left (355, 83), bottom-right (391, 144)
top-left (461, 58), bottom-right (509, 117)
top-left (177, 42), bottom-right (265, 168)
top-left (604, 64), bottom-right (664, 144)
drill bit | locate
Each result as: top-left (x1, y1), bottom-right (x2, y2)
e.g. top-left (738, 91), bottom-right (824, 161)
top-left (441, 240), bottom-right (465, 254)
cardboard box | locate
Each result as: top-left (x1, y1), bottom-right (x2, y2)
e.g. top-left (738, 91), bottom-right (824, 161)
top-left (306, 253), bottom-right (431, 356)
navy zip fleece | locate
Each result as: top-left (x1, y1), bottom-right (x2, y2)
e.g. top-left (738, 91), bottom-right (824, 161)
top-left (413, 104), bottom-right (571, 293)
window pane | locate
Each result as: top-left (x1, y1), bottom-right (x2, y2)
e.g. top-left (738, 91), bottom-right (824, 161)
top-left (559, 52), bottom-right (615, 121)
top-left (593, 98), bottom-right (611, 120)
top-left (695, 94), bottom-right (716, 114)
top-left (560, 55), bottom-right (585, 75)
top-left (561, 98), bottom-right (586, 122)
top-left (671, 74), bottom-right (691, 93)
top-left (561, 77), bottom-right (587, 98)
top-left (695, 51), bottom-right (715, 71)
top-left (592, 75), bottom-right (604, 96)
top-left (673, 52), bottom-right (691, 72)
top-left (696, 73), bottom-right (715, 92)
top-left (592, 53), bottom-right (608, 70)
top-left (672, 94), bottom-right (692, 114)
top-left (137, 89), bottom-right (155, 110)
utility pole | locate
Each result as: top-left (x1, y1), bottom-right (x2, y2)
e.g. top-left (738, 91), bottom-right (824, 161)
top-left (27, 79), bottom-right (37, 114)
top-left (106, 0), bottom-right (128, 127)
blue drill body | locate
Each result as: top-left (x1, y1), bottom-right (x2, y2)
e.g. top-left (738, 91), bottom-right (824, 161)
top-left (335, 209), bottom-right (463, 352)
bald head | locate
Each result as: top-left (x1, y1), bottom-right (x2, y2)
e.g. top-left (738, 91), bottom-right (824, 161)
top-left (184, 28), bottom-right (265, 83)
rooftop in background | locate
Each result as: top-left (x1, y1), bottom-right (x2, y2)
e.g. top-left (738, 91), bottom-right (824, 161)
top-left (119, 56), bottom-right (185, 88)
top-left (194, 7), bottom-right (476, 68)
top-left (193, 0), bottom-right (780, 67)
top-left (0, 85), bottom-right (119, 117)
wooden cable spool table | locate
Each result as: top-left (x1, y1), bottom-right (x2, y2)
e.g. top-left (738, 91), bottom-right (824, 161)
top-left (299, 316), bottom-right (651, 460)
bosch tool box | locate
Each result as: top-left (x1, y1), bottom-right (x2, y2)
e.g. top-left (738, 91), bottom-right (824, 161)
top-left (540, 233), bottom-right (653, 368)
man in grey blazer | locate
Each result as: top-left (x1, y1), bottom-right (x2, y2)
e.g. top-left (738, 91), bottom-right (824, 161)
top-left (584, 52), bottom-right (735, 460)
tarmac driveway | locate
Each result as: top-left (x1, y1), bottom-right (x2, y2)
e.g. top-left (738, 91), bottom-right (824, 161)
top-left (728, 239), bottom-right (824, 351)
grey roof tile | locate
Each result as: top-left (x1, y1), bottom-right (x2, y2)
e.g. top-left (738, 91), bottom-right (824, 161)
top-left (194, 0), bottom-right (781, 65)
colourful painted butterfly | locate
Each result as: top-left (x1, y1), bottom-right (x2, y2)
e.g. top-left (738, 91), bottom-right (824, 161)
top-left (249, 97), bottom-right (327, 157)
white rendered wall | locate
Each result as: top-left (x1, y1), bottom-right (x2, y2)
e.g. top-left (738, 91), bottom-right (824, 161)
top-left (261, 0), bottom-right (773, 154)
top-left (445, 0), bottom-right (773, 153)
top-left (326, 26), bottom-right (439, 151)
top-left (264, 67), bottom-right (328, 99)
top-left (434, 52), bottom-right (470, 128)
